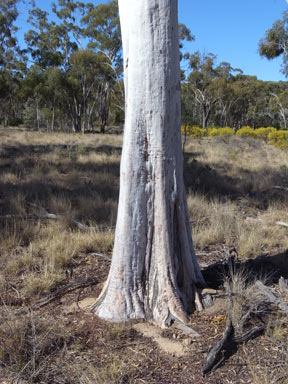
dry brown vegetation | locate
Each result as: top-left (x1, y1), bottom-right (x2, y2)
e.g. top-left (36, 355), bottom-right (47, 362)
top-left (0, 127), bottom-right (287, 383)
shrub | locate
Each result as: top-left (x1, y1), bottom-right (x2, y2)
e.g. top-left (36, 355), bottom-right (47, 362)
top-left (255, 127), bottom-right (277, 140)
top-left (208, 127), bottom-right (234, 137)
top-left (268, 130), bottom-right (288, 147)
top-left (236, 126), bottom-right (256, 138)
top-left (181, 125), bottom-right (207, 138)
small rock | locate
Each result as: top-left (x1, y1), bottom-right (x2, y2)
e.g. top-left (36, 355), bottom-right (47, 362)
top-left (63, 297), bottom-right (96, 315)
top-left (183, 339), bottom-right (192, 346)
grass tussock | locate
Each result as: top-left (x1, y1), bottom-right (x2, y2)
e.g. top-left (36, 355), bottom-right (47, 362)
top-left (226, 268), bottom-right (269, 335)
top-left (0, 311), bottom-right (69, 383)
top-left (75, 359), bottom-right (137, 384)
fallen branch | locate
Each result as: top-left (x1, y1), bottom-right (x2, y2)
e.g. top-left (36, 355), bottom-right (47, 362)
top-left (0, 278), bottom-right (99, 323)
top-left (172, 321), bottom-right (201, 338)
top-left (0, 213), bottom-right (99, 231)
top-left (234, 325), bottom-right (266, 344)
top-left (272, 186), bottom-right (288, 192)
top-left (276, 221), bottom-right (288, 228)
top-left (31, 277), bottom-right (99, 310)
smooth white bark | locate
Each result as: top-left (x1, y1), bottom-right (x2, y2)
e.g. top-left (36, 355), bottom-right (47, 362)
top-left (92, 0), bottom-right (205, 326)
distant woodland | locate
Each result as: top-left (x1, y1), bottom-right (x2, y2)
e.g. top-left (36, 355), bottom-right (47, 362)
top-left (1, 0), bottom-right (288, 132)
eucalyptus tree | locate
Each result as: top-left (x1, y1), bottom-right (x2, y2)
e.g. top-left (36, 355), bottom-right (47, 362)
top-left (91, 0), bottom-right (205, 326)
top-left (25, 6), bottom-right (78, 70)
top-left (259, 10), bottom-right (288, 77)
top-left (184, 52), bottom-right (223, 128)
top-left (0, 0), bottom-right (25, 126)
top-left (22, 65), bottom-right (44, 130)
top-left (81, 0), bottom-right (122, 132)
top-left (64, 49), bottom-right (111, 132)
top-left (269, 89), bottom-right (288, 129)
top-left (259, 10), bottom-right (288, 129)
top-left (0, 0), bottom-right (21, 70)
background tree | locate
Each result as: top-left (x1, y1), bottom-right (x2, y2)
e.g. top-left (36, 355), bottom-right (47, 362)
top-left (81, 0), bottom-right (122, 132)
top-left (0, 0), bottom-right (26, 126)
top-left (259, 10), bottom-right (288, 77)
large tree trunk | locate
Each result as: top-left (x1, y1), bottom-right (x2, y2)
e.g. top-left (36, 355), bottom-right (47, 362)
top-left (92, 0), bottom-right (205, 327)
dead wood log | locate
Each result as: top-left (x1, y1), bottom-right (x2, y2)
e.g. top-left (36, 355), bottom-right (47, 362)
top-left (254, 280), bottom-right (288, 313)
top-left (203, 248), bottom-right (234, 376)
top-left (202, 274), bottom-right (287, 374)
top-left (279, 277), bottom-right (288, 294)
top-left (202, 248), bottom-right (265, 375)
top-left (202, 284), bottom-right (233, 375)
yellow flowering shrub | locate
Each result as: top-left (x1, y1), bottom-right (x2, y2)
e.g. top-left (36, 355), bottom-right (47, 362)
top-left (268, 130), bottom-right (288, 147)
top-left (208, 127), bottom-right (234, 137)
top-left (255, 127), bottom-right (277, 139)
top-left (236, 126), bottom-right (256, 138)
top-left (181, 125), bottom-right (207, 138)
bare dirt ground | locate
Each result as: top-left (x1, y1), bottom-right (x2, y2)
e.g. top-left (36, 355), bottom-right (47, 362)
top-left (0, 128), bottom-right (287, 383)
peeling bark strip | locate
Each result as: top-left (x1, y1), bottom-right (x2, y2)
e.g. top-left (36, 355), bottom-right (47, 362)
top-left (91, 0), bottom-right (206, 326)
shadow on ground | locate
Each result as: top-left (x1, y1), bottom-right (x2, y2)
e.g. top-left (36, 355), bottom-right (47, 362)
top-left (202, 250), bottom-right (288, 289)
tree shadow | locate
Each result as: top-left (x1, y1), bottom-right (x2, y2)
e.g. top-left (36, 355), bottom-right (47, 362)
top-left (202, 250), bottom-right (288, 290)
top-left (183, 151), bottom-right (288, 208)
top-left (0, 143), bottom-right (122, 226)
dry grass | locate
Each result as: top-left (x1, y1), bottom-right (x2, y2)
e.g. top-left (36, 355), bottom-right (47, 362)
top-left (0, 128), bottom-right (119, 297)
top-left (0, 310), bottom-right (69, 383)
top-left (185, 135), bottom-right (288, 257)
top-left (226, 268), bottom-right (269, 335)
top-left (1, 128), bottom-right (288, 295)
top-left (0, 127), bottom-right (288, 383)
top-left (248, 318), bottom-right (288, 384)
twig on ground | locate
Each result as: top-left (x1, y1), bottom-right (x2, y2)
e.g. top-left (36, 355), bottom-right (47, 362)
top-left (88, 252), bottom-right (112, 262)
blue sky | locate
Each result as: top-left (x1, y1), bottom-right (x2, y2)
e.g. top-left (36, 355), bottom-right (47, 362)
top-left (178, 0), bottom-right (287, 81)
top-left (16, 0), bottom-right (288, 82)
